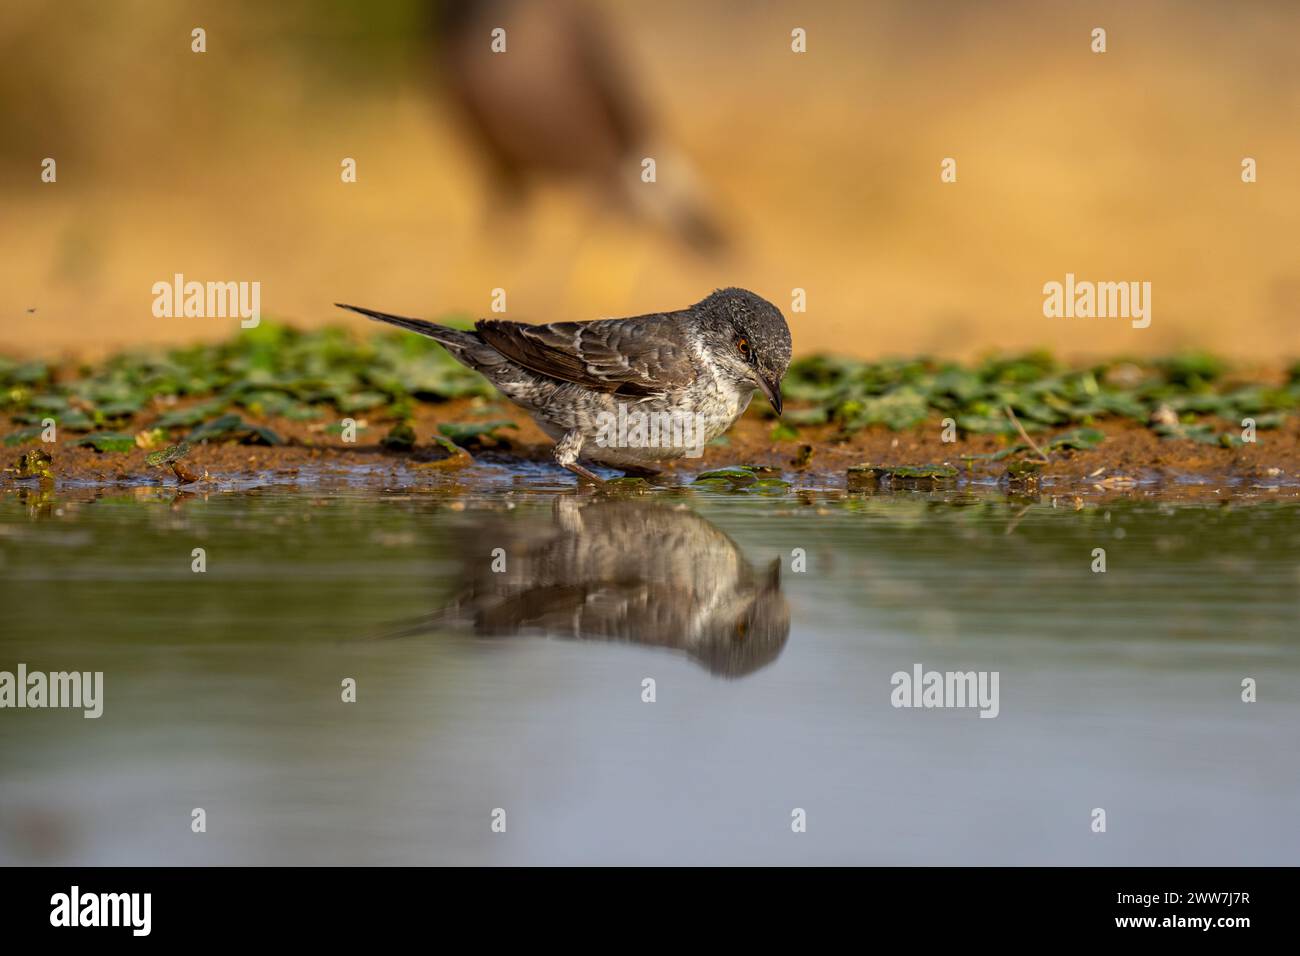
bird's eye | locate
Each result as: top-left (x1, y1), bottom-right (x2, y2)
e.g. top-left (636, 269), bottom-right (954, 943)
top-left (737, 337), bottom-right (751, 360)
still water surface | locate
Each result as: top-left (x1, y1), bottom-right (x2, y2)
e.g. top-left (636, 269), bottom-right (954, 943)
top-left (2, 483), bottom-right (1297, 864)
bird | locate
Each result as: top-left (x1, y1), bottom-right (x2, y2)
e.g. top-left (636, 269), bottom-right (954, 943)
top-left (429, 0), bottom-right (728, 251)
top-left (336, 288), bottom-right (791, 484)
top-left (375, 497), bottom-right (790, 677)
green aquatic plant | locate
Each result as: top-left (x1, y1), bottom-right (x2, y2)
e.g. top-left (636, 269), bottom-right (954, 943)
top-left (188, 414), bottom-right (283, 446)
top-left (380, 422), bottom-right (417, 451)
top-left (7, 447), bottom-right (54, 479)
top-left (783, 351), bottom-right (1296, 436)
top-left (1, 327), bottom-right (1294, 466)
top-left (437, 420), bottom-right (517, 444)
top-left (71, 432), bottom-right (137, 453)
top-left (144, 441), bottom-right (193, 468)
top-left (848, 463), bottom-right (959, 490)
top-left (692, 465), bottom-right (791, 493)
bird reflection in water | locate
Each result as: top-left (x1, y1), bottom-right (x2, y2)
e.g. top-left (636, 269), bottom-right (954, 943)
top-left (389, 498), bottom-right (789, 677)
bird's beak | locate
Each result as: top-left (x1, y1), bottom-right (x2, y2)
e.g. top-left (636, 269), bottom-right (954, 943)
top-left (757, 374), bottom-right (783, 416)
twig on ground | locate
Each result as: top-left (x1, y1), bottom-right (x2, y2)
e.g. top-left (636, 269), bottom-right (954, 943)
top-left (1005, 406), bottom-right (1050, 463)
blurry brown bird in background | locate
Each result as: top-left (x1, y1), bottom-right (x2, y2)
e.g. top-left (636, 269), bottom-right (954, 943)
top-left (430, 0), bottom-right (727, 252)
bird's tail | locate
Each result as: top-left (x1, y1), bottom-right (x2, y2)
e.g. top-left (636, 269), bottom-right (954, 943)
top-left (334, 303), bottom-right (481, 351)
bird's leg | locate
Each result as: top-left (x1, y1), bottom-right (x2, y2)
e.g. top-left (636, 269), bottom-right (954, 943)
top-left (554, 430), bottom-right (604, 486)
top-left (566, 461), bottom-right (606, 486)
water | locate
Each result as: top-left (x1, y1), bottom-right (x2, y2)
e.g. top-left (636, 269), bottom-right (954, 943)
top-left (2, 480), bottom-right (1298, 865)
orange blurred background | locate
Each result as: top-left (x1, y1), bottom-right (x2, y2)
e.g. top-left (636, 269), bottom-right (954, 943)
top-left (2, 0), bottom-right (1298, 359)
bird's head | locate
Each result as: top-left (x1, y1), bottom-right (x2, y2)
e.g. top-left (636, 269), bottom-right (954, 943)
top-left (696, 558), bottom-right (790, 677)
top-left (695, 288), bottom-right (792, 415)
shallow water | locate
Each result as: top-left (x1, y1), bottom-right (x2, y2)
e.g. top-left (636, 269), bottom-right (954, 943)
top-left (2, 480), bottom-right (1298, 865)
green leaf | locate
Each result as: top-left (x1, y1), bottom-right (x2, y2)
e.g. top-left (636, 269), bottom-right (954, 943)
top-left (1, 361), bottom-right (51, 386)
top-left (1153, 422), bottom-right (1219, 445)
top-left (959, 445), bottom-right (1026, 463)
top-left (72, 432), bottom-right (137, 453)
top-left (437, 420), bottom-right (518, 443)
top-left (94, 398), bottom-right (146, 418)
top-left (883, 464), bottom-right (958, 479)
top-left (188, 414), bottom-right (283, 446)
top-left (848, 463), bottom-right (957, 485)
top-left (599, 476), bottom-right (651, 495)
top-left (187, 414), bottom-right (245, 442)
top-left (1045, 427), bottom-right (1105, 451)
top-left (154, 400), bottom-right (228, 428)
top-left (1006, 459), bottom-right (1044, 478)
top-left (337, 391), bottom-right (389, 413)
top-left (380, 422), bottom-right (417, 451)
top-left (323, 420), bottom-right (367, 435)
top-left (3, 427), bottom-right (44, 447)
top-left (956, 415), bottom-right (1020, 436)
top-left (53, 409), bottom-right (95, 431)
top-left (145, 442), bottom-right (192, 467)
top-left (694, 467), bottom-right (757, 485)
top-left (838, 387), bottom-right (930, 431)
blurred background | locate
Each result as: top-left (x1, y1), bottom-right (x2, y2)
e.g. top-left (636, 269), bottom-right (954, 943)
top-left (2, 0), bottom-right (1298, 360)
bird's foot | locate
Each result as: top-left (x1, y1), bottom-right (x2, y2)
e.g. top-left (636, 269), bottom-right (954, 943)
top-left (563, 462), bottom-right (606, 487)
top-left (554, 430), bottom-right (605, 487)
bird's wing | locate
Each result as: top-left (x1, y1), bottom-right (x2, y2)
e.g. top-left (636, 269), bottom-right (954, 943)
top-left (475, 314), bottom-right (695, 395)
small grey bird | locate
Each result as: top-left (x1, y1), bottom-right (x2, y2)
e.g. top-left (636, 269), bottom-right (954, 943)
top-left (336, 288), bottom-right (791, 483)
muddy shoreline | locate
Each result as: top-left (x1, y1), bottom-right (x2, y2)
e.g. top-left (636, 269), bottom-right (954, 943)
top-left (6, 396), bottom-right (1298, 501)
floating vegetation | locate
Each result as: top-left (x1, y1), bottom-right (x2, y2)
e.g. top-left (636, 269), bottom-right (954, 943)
top-left (599, 476), bottom-right (651, 495)
top-left (692, 465), bottom-right (790, 493)
top-left (848, 463), bottom-right (959, 490)
top-left (694, 467), bottom-right (759, 486)
top-left (1005, 459), bottom-right (1044, 480)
